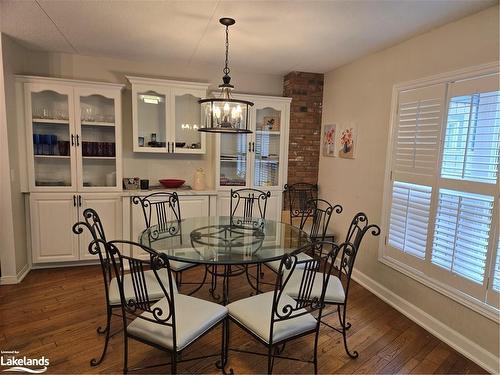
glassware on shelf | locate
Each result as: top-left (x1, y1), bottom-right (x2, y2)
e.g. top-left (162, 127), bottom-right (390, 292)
top-left (58, 141), bottom-right (70, 156)
top-left (33, 134), bottom-right (41, 155)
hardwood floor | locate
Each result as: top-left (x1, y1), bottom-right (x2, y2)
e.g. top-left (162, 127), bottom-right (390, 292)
top-left (0, 265), bottom-right (487, 374)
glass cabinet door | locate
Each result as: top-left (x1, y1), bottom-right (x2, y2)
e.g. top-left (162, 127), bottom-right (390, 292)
top-left (173, 90), bottom-right (205, 153)
top-left (77, 92), bottom-right (119, 189)
top-left (219, 133), bottom-right (249, 187)
top-left (253, 106), bottom-right (282, 187)
top-left (135, 89), bottom-right (168, 151)
top-left (30, 88), bottom-right (74, 189)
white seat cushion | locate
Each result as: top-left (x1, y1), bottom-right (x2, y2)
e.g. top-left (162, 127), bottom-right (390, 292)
top-left (108, 269), bottom-right (178, 306)
top-left (227, 291), bottom-right (317, 344)
top-left (170, 260), bottom-right (196, 272)
top-left (265, 252), bottom-right (313, 273)
top-left (127, 294), bottom-right (228, 351)
top-left (283, 270), bottom-right (345, 304)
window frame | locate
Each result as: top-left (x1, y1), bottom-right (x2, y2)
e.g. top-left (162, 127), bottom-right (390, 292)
top-left (380, 61), bottom-right (500, 321)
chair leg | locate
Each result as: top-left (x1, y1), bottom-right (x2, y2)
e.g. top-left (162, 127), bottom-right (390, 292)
top-left (90, 305), bottom-right (113, 366)
top-left (267, 346), bottom-right (274, 375)
top-left (313, 328), bottom-right (320, 374)
top-left (123, 331), bottom-right (129, 374)
top-left (217, 318), bottom-right (232, 374)
top-left (256, 264), bottom-right (260, 294)
top-left (171, 352), bottom-right (177, 374)
top-left (337, 305), bottom-right (358, 358)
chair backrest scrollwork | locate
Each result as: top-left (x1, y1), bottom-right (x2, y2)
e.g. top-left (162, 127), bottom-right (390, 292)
top-left (300, 199), bottom-right (342, 242)
top-left (230, 188), bottom-right (271, 226)
top-left (271, 241), bottom-right (337, 343)
top-left (72, 209), bottom-right (112, 299)
top-left (106, 240), bottom-right (178, 350)
top-left (284, 183), bottom-right (319, 224)
top-left (132, 192), bottom-right (182, 238)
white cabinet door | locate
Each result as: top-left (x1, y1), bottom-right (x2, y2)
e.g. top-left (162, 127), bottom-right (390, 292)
top-left (25, 83), bottom-right (78, 192)
top-left (179, 195), bottom-right (209, 218)
top-left (30, 193), bottom-right (79, 263)
top-left (74, 87), bottom-right (123, 192)
top-left (78, 194), bottom-right (123, 260)
top-left (170, 87), bottom-right (207, 154)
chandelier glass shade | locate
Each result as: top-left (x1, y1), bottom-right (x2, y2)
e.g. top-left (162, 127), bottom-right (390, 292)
top-left (198, 17), bottom-right (254, 134)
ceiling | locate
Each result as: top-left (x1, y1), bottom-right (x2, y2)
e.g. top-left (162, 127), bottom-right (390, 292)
top-left (0, 0), bottom-right (497, 75)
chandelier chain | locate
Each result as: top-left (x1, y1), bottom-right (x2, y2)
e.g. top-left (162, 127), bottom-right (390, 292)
top-left (224, 25), bottom-right (230, 76)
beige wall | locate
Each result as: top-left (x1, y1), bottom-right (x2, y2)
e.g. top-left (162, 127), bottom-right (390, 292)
top-left (20, 50), bottom-right (284, 187)
top-left (319, 5), bottom-right (499, 359)
top-left (0, 34), bottom-right (42, 275)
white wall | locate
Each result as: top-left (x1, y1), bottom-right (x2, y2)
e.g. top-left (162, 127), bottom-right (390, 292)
top-left (23, 50), bottom-right (284, 188)
top-left (319, 5), bottom-right (499, 361)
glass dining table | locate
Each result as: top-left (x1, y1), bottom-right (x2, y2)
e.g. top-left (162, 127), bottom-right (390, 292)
top-left (139, 216), bottom-right (310, 305)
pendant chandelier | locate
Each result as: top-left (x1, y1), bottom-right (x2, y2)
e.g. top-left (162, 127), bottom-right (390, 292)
top-left (198, 18), bottom-right (254, 134)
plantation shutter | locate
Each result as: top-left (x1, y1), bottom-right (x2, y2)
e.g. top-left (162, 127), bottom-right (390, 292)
top-left (429, 73), bottom-right (500, 299)
top-left (492, 239), bottom-right (500, 292)
top-left (393, 84), bottom-right (446, 186)
top-left (389, 182), bottom-right (432, 259)
top-left (387, 84), bottom-right (446, 264)
top-left (441, 75), bottom-right (500, 184)
top-left (431, 189), bottom-right (494, 284)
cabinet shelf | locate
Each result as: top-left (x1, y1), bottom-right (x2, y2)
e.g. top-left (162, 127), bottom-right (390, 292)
top-left (81, 121), bottom-right (115, 127)
top-left (256, 159), bottom-right (279, 163)
top-left (33, 118), bottom-right (69, 125)
top-left (256, 130), bottom-right (281, 135)
top-left (34, 155), bottom-right (70, 159)
top-left (82, 156), bottom-right (116, 160)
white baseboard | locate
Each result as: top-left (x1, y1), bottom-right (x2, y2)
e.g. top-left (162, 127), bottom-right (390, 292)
top-left (351, 269), bottom-right (499, 374)
top-left (0, 263), bottom-right (31, 285)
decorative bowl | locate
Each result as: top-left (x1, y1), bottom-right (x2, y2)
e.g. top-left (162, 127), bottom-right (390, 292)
top-left (159, 179), bottom-right (185, 188)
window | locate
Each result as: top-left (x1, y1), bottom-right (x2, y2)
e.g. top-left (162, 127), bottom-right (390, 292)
top-left (383, 69), bottom-right (500, 316)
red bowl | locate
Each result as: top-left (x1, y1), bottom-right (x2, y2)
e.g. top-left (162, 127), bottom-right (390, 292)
top-left (159, 179), bottom-right (185, 188)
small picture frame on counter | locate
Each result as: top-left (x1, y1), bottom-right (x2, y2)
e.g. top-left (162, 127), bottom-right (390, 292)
top-left (123, 177), bottom-right (140, 190)
top-left (138, 136), bottom-right (145, 147)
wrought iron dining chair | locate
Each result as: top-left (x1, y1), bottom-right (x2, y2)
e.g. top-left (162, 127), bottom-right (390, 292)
top-left (223, 241), bottom-right (337, 374)
top-left (265, 198), bottom-right (342, 273)
top-left (72, 208), bottom-right (177, 367)
top-left (132, 192), bottom-right (198, 287)
top-left (229, 188), bottom-right (271, 227)
top-left (227, 188), bottom-right (271, 294)
top-left (283, 212), bottom-right (380, 359)
top-left (105, 239), bottom-right (228, 374)
top-left (283, 182), bottom-right (318, 225)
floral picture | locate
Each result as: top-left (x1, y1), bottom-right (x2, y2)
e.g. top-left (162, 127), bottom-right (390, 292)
top-left (338, 125), bottom-right (356, 159)
top-left (322, 124), bottom-right (336, 157)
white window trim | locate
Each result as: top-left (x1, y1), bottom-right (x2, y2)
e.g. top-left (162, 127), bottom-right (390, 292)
top-left (379, 61), bottom-right (500, 322)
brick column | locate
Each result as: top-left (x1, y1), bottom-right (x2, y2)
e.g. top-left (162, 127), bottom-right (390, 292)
top-left (283, 71), bottom-right (324, 186)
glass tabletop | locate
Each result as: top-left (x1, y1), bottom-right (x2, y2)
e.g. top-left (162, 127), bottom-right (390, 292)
top-left (139, 216), bottom-right (310, 265)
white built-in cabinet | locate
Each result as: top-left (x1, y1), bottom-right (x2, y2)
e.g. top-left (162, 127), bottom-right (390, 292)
top-left (20, 77), bottom-right (124, 192)
top-left (29, 193), bottom-right (123, 263)
top-left (127, 76), bottom-right (209, 154)
top-left (17, 76), bottom-right (125, 264)
top-left (215, 94), bottom-right (291, 221)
